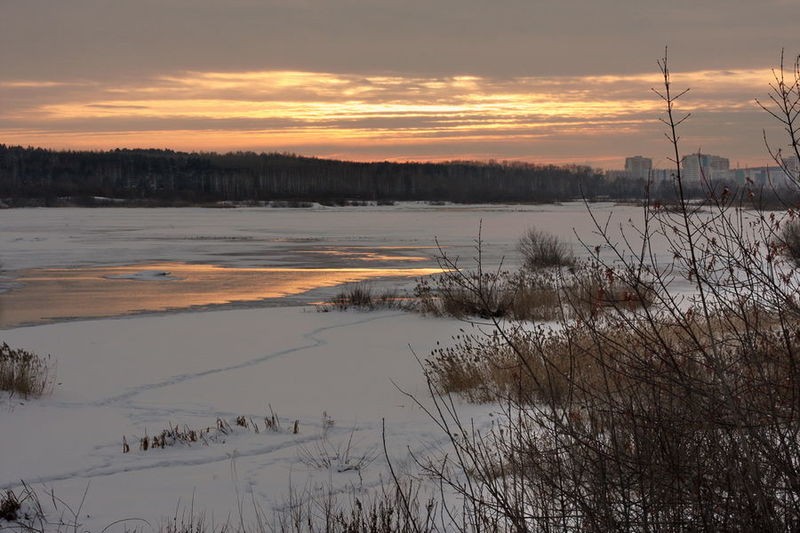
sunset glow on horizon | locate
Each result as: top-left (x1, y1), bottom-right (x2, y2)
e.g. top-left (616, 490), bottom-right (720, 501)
top-left (3, 0), bottom-right (799, 169)
top-left (0, 67), bottom-right (782, 169)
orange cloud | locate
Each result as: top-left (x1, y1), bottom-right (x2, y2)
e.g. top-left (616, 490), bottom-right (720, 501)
top-left (0, 68), bottom-right (775, 167)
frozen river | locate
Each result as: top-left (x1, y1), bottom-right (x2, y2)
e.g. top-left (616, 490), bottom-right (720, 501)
top-left (0, 202), bottom-right (648, 327)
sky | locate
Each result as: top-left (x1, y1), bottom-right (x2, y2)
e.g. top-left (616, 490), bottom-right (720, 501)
top-left (1, 0), bottom-right (799, 169)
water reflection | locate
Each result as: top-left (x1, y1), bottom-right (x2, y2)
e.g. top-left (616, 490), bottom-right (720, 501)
top-left (0, 262), bottom-right (441, 328)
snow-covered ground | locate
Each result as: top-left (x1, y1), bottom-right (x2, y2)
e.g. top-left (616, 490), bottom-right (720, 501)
top-left (1, 306), bottom-right (488, 530)
top-left (0, 202), bottom-right (654, 530)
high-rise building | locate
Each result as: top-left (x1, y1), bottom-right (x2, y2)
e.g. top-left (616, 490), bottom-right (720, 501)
top-left (624, 156), bottom-right (653, 180)
top-left (680, 153), bottom-right (729, 182)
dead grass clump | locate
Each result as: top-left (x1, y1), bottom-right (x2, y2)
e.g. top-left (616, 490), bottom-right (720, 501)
top-left (0, 490), bottom-right (22, 522)
top-left (518, 226), bottom-right (576, 270)
top-left (323, 283), bottom-right (405, 311)
top-left (126, 409), bottom-right (300, 453)
top-left (136, 423), bottom-right (213, 452)
top-left (414, 265), bottom-right (653, 322)
top-left (0, 342), bottom-right (54, 398)
top-left (414, 270), bottom-right (565, 321)
top-left (333, 283), bottom-right (374, 308)
top-left (426, 324), bottom-right (591, 405)
top-left (426, 307), bottom-right (793, 410)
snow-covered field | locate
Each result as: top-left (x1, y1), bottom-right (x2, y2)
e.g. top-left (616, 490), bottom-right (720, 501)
top-left (0, 202), bottom-right (647, 530)
top-left (1, 307), bottom-right (483, 530)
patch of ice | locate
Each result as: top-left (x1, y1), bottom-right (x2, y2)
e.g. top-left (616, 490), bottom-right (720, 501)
top-left (106, 270), bottom-right (180, 281)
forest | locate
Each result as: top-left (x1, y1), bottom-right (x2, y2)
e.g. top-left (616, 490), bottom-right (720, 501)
top-left (0, 145), bottom-right (652, 206)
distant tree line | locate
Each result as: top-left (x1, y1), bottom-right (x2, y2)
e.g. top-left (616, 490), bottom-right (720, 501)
top-left (0, 145), bottom-right (655, 206)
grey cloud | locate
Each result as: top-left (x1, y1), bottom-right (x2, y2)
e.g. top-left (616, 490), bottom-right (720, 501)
top-left (2, 0), bottom-right (798, 83)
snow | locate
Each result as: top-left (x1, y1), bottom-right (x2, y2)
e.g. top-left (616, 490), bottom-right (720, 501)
top-left (0, 202), bottom-right (658, 530)
top-left (1, 307), bottom-right (482, 530)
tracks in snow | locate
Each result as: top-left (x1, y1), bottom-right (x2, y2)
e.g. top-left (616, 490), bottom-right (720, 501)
top-left (2, 311), bottom-right (411, 491)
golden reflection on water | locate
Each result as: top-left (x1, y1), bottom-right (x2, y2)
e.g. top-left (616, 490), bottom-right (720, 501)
top-left (0, 262), bottom-right (441, 328)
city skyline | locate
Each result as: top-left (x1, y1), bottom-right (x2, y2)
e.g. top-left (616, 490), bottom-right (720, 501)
top-left (2, 1), bottom-right (799, 168)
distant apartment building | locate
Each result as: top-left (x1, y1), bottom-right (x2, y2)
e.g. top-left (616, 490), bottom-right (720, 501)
top-left (624, 156), bottom-right (653, 180)
top-left (689, 164), bottom-right (794, 187)
top-left (680, 153), bottom-right (729, 182)
top-left (651, 168), bottom-right (673, 182)
top-left (740, 165), bottom-right (796, 187)
top-left (604, 154), bottom-right (797, 187)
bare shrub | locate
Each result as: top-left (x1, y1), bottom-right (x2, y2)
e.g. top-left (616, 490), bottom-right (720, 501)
top-left (410, 51), bottom-right (800, 531)
top-left (779, 214), bottom-right (800, 266)
top-left (564, 261), bottom-right (657, 316)
top-left (517, 226), bottom-right (575, 270)
top-left (421, 246), bottom-right (800, 528)
top-left (0, 342), bottom-right (54, 398)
